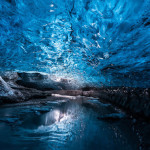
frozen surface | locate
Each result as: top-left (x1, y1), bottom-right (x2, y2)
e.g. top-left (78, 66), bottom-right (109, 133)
top-left (0, 0), bottom-right (150, 87)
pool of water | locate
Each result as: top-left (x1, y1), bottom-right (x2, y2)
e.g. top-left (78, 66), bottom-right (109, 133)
top-left (0, 96), bottom-right (141, 150)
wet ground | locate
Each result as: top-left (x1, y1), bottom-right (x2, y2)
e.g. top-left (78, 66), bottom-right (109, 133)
top-left (0, 95), bottom-right (148, 150)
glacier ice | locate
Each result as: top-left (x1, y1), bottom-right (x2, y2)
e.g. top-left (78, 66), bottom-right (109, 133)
top-left (0, 0), bottom-right (150, 87)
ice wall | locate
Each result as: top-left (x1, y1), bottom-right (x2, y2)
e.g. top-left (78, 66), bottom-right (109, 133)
top-left (0, 0), bottom-right (150, 87)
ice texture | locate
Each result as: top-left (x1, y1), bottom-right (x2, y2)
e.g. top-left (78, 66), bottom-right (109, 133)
top-left (0, 0), bottom-right (150, 87)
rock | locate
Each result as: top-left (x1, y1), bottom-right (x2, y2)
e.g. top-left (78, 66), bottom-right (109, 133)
top-left (16, 72), bottom-right (78, 90)
top-left (52, 90), bottom-right (83, 96)
top-left (16, 72), bottom-right (60, 90)
top-left (0, 71), bottom-right (18, 81)
top-left (96, 87), bottom-right (150, 119)
top-left (97, 113), bottom-right (126, 121)
top-left (141, 125), bottom-right (150, 149)
top-left (0, 72), bottom-right (52, 104)
top-left (0, 117), bottom-right (19, 123)
top-left (0, 76), bottom-right (24, 103)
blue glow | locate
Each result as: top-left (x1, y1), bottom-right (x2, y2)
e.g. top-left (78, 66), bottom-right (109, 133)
top-left (0, 0), bottom-right (150, 87)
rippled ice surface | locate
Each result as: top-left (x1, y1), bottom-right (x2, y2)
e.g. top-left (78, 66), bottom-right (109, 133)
top-left (0, 97), bottom-right (140, 150)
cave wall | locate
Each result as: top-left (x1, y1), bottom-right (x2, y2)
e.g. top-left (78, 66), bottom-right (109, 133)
top-left (0, 0), bottom-right (150, 87)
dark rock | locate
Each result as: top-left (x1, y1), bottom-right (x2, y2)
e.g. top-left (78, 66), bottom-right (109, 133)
top-left (97, 87), bottom-right (150, 119)
top-left (0, 71), bottom-right (18, 81)
top-left (52, 90), bottom-right (83, 96)
top-left (0, 117), bottom-right (19, 123)
top-left (16, 72), bottom-right (79, 90)
top-left (0, 72), bottom-right (52, 104)
top-left (0, 75), bottom-right (24, 103)
top-left (16, 72), bottom-right (61, 90)
top-left (97, 113), bottom-right (126, 121)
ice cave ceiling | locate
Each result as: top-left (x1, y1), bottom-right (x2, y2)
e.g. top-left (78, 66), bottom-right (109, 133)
top-left (0, 0), bottom-right (150, 87)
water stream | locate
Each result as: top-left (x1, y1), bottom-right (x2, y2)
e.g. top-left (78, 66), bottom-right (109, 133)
top-left (0, 96), bottom-right (141, 150)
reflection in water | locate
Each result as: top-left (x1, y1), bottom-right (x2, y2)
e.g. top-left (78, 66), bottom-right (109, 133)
top-left (0, 98), bottom-right (140, 150)
top-left (45, 109), bottom-right (61, 124)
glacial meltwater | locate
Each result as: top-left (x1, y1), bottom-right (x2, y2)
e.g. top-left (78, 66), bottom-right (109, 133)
top-left (0, 96), bottom-right (143, 150)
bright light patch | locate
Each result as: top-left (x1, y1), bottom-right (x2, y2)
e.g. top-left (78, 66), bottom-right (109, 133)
top-left (53, 110), bottom-right (60, 122)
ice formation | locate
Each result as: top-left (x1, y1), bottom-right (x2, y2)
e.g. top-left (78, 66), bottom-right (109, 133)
top-left (0, 0), bottom-right (150, 87)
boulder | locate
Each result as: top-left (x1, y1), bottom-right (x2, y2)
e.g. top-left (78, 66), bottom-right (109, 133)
top-left (0, 76), bottom-right (24, 103)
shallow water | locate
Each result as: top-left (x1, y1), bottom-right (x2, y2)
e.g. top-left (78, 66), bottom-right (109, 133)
top-left (0, 96), bottom-right (141, 150)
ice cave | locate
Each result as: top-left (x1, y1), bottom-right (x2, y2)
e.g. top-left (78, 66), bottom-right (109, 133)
top-left (0, 0), bottom-right (150, 150)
